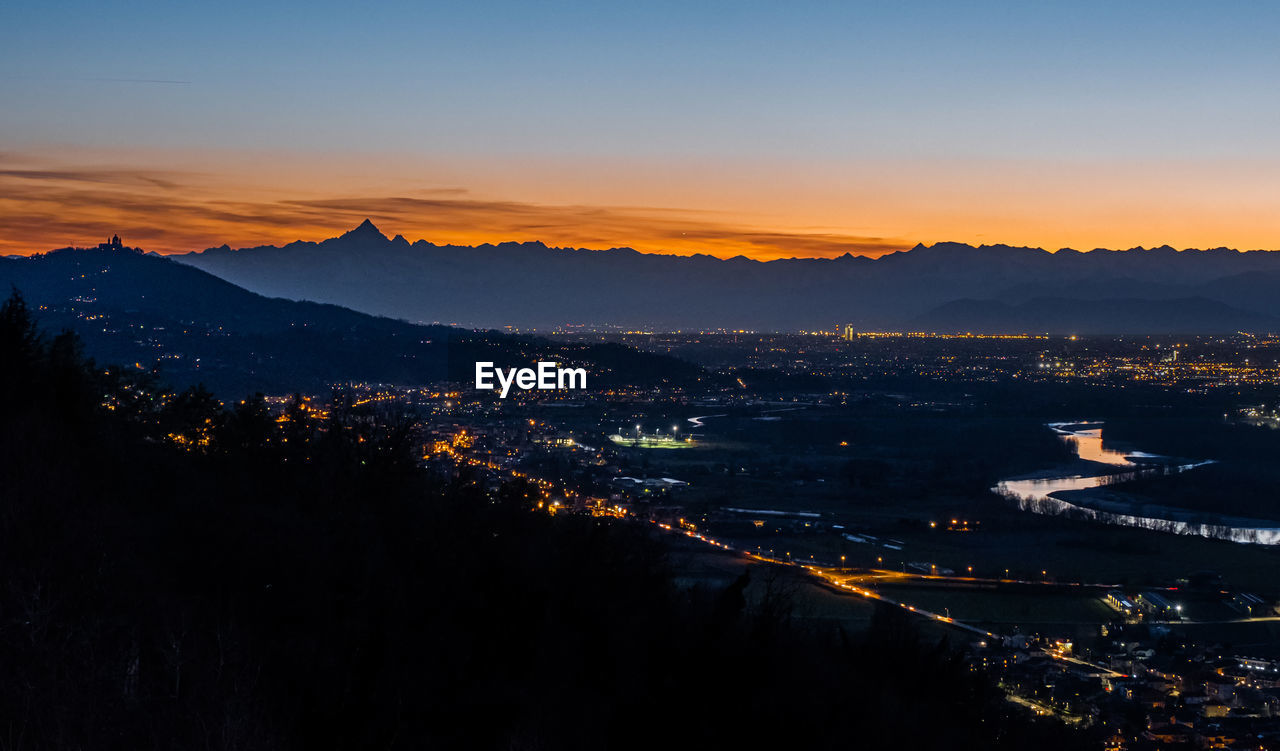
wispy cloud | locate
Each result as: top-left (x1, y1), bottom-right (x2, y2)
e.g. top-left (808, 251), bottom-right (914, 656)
top-left (0, 157), bottom-right (908, 259)
top-left (0, 168), bottom-right (185, 190)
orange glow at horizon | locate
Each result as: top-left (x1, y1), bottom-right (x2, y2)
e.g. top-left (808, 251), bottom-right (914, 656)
top-left (5, 147), bottom-right (1280, 259)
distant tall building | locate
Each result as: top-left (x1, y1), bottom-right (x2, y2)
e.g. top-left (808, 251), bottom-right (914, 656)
top-left (842, 323), bottom-right (854, 341)
top-left (97, 234), bottom-right (124, 251)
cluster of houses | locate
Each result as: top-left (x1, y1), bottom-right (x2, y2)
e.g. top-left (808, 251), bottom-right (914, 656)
top-left (970, 632), bottom-right (1280, 749)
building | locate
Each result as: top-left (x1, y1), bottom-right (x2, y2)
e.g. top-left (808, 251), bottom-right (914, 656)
top-left (842, 323), bottom-right (854, 341)
top-left (1105, 591), bottom-right (1137, 613)
top-left (1135, 591), bottom-right (1180, 618)
top-left (1231, 591), bottom-right (1269, 615)
top-left (1204, 676), bottom-right (1236, 704)
top-left (97, 234), bottom-right (124, 251)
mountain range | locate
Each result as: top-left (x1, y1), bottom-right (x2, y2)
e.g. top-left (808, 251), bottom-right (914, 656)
top-left (0, 245), bottom-right (699, 396)
top-left (176, 221), bottom-right (1280, 334)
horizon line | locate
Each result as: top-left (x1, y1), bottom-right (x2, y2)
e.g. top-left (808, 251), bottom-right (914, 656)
top-left (19, 220), bottom-right (1280, 263)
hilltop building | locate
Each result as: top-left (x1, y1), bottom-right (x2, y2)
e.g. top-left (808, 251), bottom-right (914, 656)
top-left (97, 234), bottom-right (124, 251)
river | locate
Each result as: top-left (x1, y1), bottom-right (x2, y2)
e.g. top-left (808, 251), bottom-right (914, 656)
top-left (993, 422), bottom-right (1280, 545)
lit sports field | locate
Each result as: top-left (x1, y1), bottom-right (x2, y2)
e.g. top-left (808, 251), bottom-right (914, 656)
top-left (608, 433), bottom-right (694, 449)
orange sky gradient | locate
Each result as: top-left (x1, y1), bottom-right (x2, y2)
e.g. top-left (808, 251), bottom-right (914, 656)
top-left (5, 147), bottom-right (1280, 259)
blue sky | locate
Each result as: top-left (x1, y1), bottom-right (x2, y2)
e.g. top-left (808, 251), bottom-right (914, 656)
top-left (4, 1), bottom-right (1280, 255)
top-left (6, 0), bottom-right (1277, 158)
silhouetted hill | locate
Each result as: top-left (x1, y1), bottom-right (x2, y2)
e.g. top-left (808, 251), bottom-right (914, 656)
top-left (910, 297), bottom-right (1280, 335)
top-left (0, 247), bottom-right (701, 396)
top-left (177, 224), bottom-right (1280, 333)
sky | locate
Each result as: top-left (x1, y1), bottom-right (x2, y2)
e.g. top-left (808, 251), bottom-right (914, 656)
top-left (3, 0), bottom-right (1280, 258)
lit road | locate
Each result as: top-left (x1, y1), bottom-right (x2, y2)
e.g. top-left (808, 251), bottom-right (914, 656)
top-left (652, 524), bottom-right (1132, 680)
top-left (1004, 692), bottom-right (1087, 724)
top-left (657, 526), bottom-right (1003, 641)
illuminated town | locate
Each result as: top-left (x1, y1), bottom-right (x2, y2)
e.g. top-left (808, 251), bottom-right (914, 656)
top-left (142, 322), bottom-right (1273, 750)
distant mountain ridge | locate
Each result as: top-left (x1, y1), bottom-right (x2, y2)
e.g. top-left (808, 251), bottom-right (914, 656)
top-left (173, 222), bottom-right (1280, 333)
top-left (0, 245), bottom-right (700, 396)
